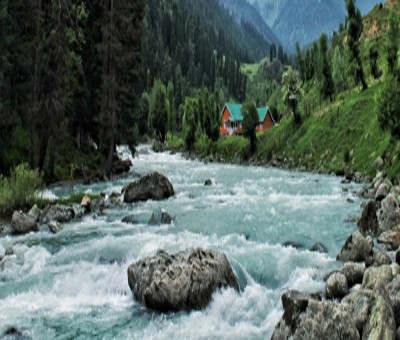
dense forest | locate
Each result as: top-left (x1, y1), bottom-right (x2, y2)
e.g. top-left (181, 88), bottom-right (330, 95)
top-left (0, 0), bottom-right (275, 181)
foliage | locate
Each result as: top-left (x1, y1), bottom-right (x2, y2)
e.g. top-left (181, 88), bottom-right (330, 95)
top-left (282, 67), bottom-right (303, 124)
top-left (319, 34), bottom-right (334, 100)
top-left (0, 164), bottom-right (43, 214)
top-left (183, 98), bottom-right (197, 151)
top-left (149, 79), bottom-right (169, 142)
top-left (369, 47), bottom-right (380, 79)
top-left (346, 0), bottom-right (368, 90)
top-left (377, 76), bottom-right (400, 138)
top-left (332, 46), bottom-right (346, 92)
top-left (387, 10), bottom-right (399, 77)
top-left (242, 101), bottom-right (259, 153)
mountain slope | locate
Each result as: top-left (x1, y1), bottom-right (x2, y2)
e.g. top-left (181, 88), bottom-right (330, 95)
top-left (249, 0), bottom-right (382, 50)
top-left (218, 0), bottom-right (280, 46)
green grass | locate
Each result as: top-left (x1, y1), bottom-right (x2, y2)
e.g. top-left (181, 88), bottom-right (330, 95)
top-left (254, 81), bottom-right (400, 179)
top-left (33, 192), bottom-right (100, 210)
top-left (242, 63), bottom-right (261, 80)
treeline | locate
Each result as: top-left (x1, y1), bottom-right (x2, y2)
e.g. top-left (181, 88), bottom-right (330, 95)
top-left (0, 0), bottom-right (146, 179)
top-left (0, 0), bottom-right (274, 180)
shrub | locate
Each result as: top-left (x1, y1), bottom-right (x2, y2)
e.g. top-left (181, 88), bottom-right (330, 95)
top-left (0, 164), bottom-right (43, 214)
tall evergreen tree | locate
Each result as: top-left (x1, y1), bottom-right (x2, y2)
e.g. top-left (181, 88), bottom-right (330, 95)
top-left (346, 0), bottom-right (367, 90)
top-left (320, 34), bottom-right (334, 100)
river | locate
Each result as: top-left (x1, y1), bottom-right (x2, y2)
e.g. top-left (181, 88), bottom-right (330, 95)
top-left (0, 145), bottom-right (362, 339)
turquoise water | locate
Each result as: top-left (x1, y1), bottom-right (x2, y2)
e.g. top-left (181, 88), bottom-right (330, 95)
top-left (0, 146), bottom-right (362, 339)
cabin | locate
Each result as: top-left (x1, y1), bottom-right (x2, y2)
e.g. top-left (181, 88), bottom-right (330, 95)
top-left (220, 103), bottom-right (275, 137)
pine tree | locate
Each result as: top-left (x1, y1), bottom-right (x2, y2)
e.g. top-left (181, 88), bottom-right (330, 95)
top-left (283, 67), bottom-right (303, 124)
top-left (346, 0), bottom-right (367, 90)
top-left (320, 34), bottom-right (334, 100)
top-left (242, 101), bottom-right (259, 153)
top-left (332, 46), bottom-right (345, 93)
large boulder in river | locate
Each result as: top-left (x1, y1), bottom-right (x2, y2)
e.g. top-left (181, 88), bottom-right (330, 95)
top-left (271, 297), bottom-right (359, 340)
top-left (11, 211), bottom-right (38, 235)
top-left (127, 248), bottom-right (239, 312)
top-left (357, 201), bottom-right (379, 236)
top-left (337, 231), bottom-right (373, 262)
top-left (362, 265), bottom-right (393, 289)
top-left (387, 275), bottom-right (400, 327)
top-left (378, 230), bottom-right (400, 250)
top-left (341, 262), bottom-right (366, 287)
top-left (123, 172), bottom-right (174, 203)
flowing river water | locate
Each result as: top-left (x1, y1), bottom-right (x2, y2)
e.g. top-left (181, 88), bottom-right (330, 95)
top-left (0, 145), bottom-right (363, 339)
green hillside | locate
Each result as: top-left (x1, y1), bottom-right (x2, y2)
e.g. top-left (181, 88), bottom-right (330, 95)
top-left (199, 1), bottom-right (400, 182)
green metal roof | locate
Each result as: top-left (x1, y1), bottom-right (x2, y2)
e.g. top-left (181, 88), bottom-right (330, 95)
top-left (225, 103), bottom-right (270, 123)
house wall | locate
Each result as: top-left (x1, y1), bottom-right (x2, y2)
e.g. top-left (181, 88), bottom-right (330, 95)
top-left (261, 112), bottom-right (274, 132)
top-left (220, 107), bottom-right (231, 136)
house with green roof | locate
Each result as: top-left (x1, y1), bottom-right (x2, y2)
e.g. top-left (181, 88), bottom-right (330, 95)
top-left (220, 103), bottom-right (275, 136)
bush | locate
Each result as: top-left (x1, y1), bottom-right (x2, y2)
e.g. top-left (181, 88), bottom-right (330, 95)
top-left (0, 164), bottom-right (43, 214)
top-left (377, 76), bottom-right (400, 138)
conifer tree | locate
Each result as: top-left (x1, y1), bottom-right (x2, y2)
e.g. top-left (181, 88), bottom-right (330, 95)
top-left (346, 0), bottom-right (367, 90)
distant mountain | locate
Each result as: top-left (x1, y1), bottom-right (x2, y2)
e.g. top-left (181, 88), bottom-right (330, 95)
top-left (249, 0), bottom-right (382, 50)
top-left (218, 0), bottom-right (280, 46)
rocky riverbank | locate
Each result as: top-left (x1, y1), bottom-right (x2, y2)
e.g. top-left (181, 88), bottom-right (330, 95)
top-left (272, 173), bottom-right (400, 339)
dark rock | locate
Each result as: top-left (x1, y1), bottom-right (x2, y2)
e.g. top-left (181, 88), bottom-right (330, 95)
top-left (341, 262), bottom-right (366, 287)
top-left (48, 221), bottom-right (61, 234)
top-left (112, 158), bottom-right (132, 175)
top-left (310, 242), bottom-right (328, 253)
top-left (40, 204), bottom-right (74, 224)
top-left (148, 208), bottom-right (173, 225)
top-left (127, 248), bottom-right (239, 312)
top-left (282, 241), bottom-right (304, 249)
top-left (396, 251), bottom-right (400, 266)
top-left (337, 231), bottom-right (373, 262)
top-left (378, 230), bottom-right (400, 251)
top-left (121, 215), bottom-right (140, 225)
top-left (325, 272), bottom-right (349, 299)
top-left (204, 179), bottom-right (212, 186)
top-left (357, 201), bottom-right (379, 236)
top-left (5, 247), bottom-right (14, 256)
top-left (3, 326), bottom-right (23, 337)
top-left (11, 211), bottom-right (38, 235)
top-left (124, 172), bottom-right (174, 203)
top-left (271, 299), bottom-right (359, 340)
top-left (387, 275), bottom-right (400, 327)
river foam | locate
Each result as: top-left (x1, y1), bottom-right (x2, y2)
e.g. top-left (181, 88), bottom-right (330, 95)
top-left (0, 145), bottom-right (362, 338)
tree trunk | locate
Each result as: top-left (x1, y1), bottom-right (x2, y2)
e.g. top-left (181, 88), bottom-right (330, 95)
top-left (37, 132), bottom-right (49, 171)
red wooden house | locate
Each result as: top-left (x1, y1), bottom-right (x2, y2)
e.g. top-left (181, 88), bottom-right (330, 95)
top-left (220, 103), bottom-right (275, 136)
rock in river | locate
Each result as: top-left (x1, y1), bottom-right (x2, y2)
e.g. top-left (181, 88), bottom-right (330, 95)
top-left (148, 208), bottom-right (173, 225)
top-left (124, 172), bottom-right (174, 203)
top-left (127, 248), bottom-right (239, 312)
top-left (11, 211), bottom-right (38, 235)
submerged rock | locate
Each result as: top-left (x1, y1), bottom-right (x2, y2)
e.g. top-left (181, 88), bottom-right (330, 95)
top-left (271, 299), bottom-right (359, 340)
top-left (309, 242), bottom-right (328, 253)
top-left (127, 248), bottom-right (239, 312)
top-left (123, 172), bottom-right (174, 203)
top-left (337, 231), bottom-right (373, 262)
top-left (11, 211), bottom-right (38, 235)
top-left (204, 179), bottom-right (212, 186)
top-left (148, 208), bottom-right (173, 225)
top-left (121, 215), bottom-right (140, 225)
